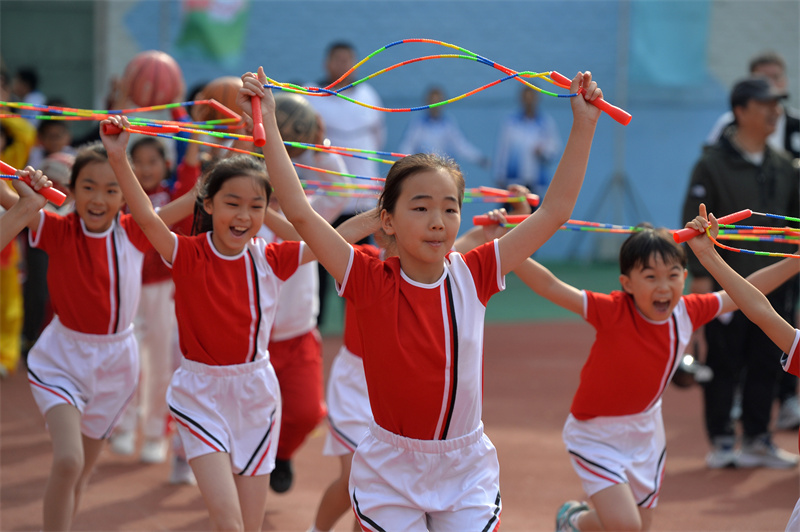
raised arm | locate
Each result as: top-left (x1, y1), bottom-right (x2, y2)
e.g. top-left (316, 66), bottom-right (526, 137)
top-left (513, 258), bottom-right (584, 315)
top-left (101, 116), bottom-right (176, 262)
top-left (496, 71), bottom-right (601, 276)
top-left (239, 69), bottom-right (353, 284)
top-left (0, 175), bottom-right (50, 247)
top-left (1, 167), bottom-right (51, 234)
top-left (686, 205), bottom-right (796, 353)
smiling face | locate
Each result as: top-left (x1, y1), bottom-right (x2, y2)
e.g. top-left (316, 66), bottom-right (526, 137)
top-left (620, 253), bottom-right (687, 321)
top-left (381, 168), bottom-right (461, 283)
top-left (72, 161), bottom-right (125, 233)
top-left (203, 175), bottom-right (267, 256)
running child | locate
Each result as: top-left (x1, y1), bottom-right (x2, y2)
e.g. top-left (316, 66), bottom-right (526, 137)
top-left (503, 217), bottom-right (800, 531)
top-left (242, 66), bottom-right (602, 530)
top-left (100, 114), bottom-right (374, 532)
top-left (111, 136), bottom-right (199, 479)
top-left (311, 194), bottom-right (531, 532)
top-left (685, 204), bottom-right (800, 532)
top-left (6, 144), bottom-right (195, 531)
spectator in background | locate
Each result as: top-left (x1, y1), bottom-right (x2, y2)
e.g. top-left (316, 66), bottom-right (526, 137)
top-left (706, 51), bottom-right (800, 432)
top-left (682, 77), bottom-right (800, 469)
top-left (493, 85), bottom-right (561, 198)
top-left (306, 41), bottom-right (385, 214)
top-left (399, 85), bottom-right (489, 168)
top-left (11, 67), bottom-right (47, 126)
top-left (707, 51), bottom-right (799, 162)
top-left (306, 41), bottom-right (386, 325)
top-left (27, 115), bottom-right (74, 170)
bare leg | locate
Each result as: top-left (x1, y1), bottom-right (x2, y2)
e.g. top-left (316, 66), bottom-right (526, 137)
top-left (233, 474), bottom-right (270, 532)
top-left (577, 484), bottom-right (643, 531)
top-left (72, 435), bottom-right (106, 515)
top-left (42, 404), bottom-right (83, 531)
top-left (191, 452), bottom-right (244, 531)
top-left (313, 453), bottom-right (356, 531)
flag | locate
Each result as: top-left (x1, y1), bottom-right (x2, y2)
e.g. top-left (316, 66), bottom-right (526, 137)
top-left (176, 0), bottom-right (248, 63)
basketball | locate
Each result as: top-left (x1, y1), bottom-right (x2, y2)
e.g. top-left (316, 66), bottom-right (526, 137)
top-left (194, 76), bottom-right (243, 122)
top-left (274, 92), bottom-right (318, 156)
top-left (121, 50), bottom-right (184, 108)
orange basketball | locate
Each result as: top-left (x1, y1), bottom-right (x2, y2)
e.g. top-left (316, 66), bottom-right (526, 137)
top-left (194, 76), bottom-right (243, 122)
top-left (122, 50), bottom-right (184, 108)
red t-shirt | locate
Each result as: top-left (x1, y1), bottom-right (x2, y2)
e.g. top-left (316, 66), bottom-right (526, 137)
top-left (338, 240), bottom-right (504, 440)
top-left (168, 232), bottom-right (302, 366)
top-left (571, 290), bottom-right (722, 420)
top-left (341, 243), bottom-right (383, 358)
top-left (29, 211), bottom-right (151, 334)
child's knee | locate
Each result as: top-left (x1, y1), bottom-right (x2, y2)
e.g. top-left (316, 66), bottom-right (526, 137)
top-left (51, 451), bottom-right (84, 482)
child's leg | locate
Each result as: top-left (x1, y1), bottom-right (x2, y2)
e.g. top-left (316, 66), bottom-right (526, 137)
top-left (233, 474), bottom-right (271, 532)
top-left (270, 330), bottom-right (325, 461)
top-left (577, 484), bottom-right (641, 531)
top-left (313, 453), bottom-right (356, 532)
top-left (73, 435), bottom-right (105, 515)
top-left (191, 452), bottom-right (244, 531)
top-left (139, 281), bottom-right (175, 451)
top-left (42, 404), bottom-right (84, 531)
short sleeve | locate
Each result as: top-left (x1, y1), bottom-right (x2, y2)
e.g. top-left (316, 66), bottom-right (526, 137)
top-left (584, 290), bottom-right (622, 329)
top-left (337, 245), bottom-right (392, 308)
top-left (781, 329), bottom-right (800, 377)
top-left (462, 239), bottom-right (505, 305)
top-left (264, 240), bottom-right (303, 281)
top-left (28, 210), bottom-right (54, 250)
top-left (119, 213), bottom-right (153, 253)
top-left (683, 292), bottom-right (723, 329)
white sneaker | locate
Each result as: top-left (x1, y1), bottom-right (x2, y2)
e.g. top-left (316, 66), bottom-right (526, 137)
top-left (776, 396), bottom-right (800, 431)
top-left (738, 435), bottom-right (799, 469)
top-left (110, 430), bottom-right (136, 456)
top-left (705, 438), bottom-right (738, 469)
top-left (169, 455), bottom-right (196, 485)
top-left (140, 438), bottom-right (169, 464)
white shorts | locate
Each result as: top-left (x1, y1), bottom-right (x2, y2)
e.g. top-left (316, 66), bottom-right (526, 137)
top-left (562, 401), bottom-right (666, 508)
top-left (167, 356), bottom-right (281, 476)
top-left (27, 317), bottom-right (139, 440)
top-left (786, 497), bottom-right (800, 531)
top-left (350, 421), bottom-right (501, 532)
top-left (323, 347), bottom-right (371, 456)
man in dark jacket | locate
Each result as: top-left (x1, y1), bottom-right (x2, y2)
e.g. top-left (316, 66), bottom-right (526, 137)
top-left (682, 77), bottom-right (800, 469)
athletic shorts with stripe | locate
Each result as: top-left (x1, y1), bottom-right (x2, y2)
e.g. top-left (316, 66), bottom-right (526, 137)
top-left (562, 400), bottom-right (666, 508)
top-left (167, 356), bottom-right (281, 476)
top-left (323, 346), bottom-right (371, 456)
top-left (27, 316), bottom-right (139, 440)
top-left (350, 421), bottom-right (501, 532)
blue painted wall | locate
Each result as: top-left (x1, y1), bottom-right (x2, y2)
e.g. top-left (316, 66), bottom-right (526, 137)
top-left (120, 1), bottom-right (768, 259)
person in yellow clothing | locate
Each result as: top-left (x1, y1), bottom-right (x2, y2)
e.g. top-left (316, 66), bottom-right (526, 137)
top-left (0, 114), bottom-right (37, 376)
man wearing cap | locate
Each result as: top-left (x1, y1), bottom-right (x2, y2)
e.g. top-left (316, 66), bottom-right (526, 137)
top-left (707, 51), bottom-right (800, 162)
top-left (682, 76), bottom-right (800, 470)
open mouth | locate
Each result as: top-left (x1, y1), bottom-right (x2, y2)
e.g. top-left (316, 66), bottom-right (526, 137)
top-left (87, 209), bottom-right (105, 218)
top-left (653, 299), bottom-right (671, 313)
top-left (231, 226), bottom-right (248, 237)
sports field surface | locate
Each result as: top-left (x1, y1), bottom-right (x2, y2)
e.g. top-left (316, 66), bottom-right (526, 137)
top-left (3, 315), bottom-right (798, 531)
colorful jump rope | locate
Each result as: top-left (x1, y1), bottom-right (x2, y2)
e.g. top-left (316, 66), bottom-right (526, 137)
top-left (3, 39), bottom-right (796, 257)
